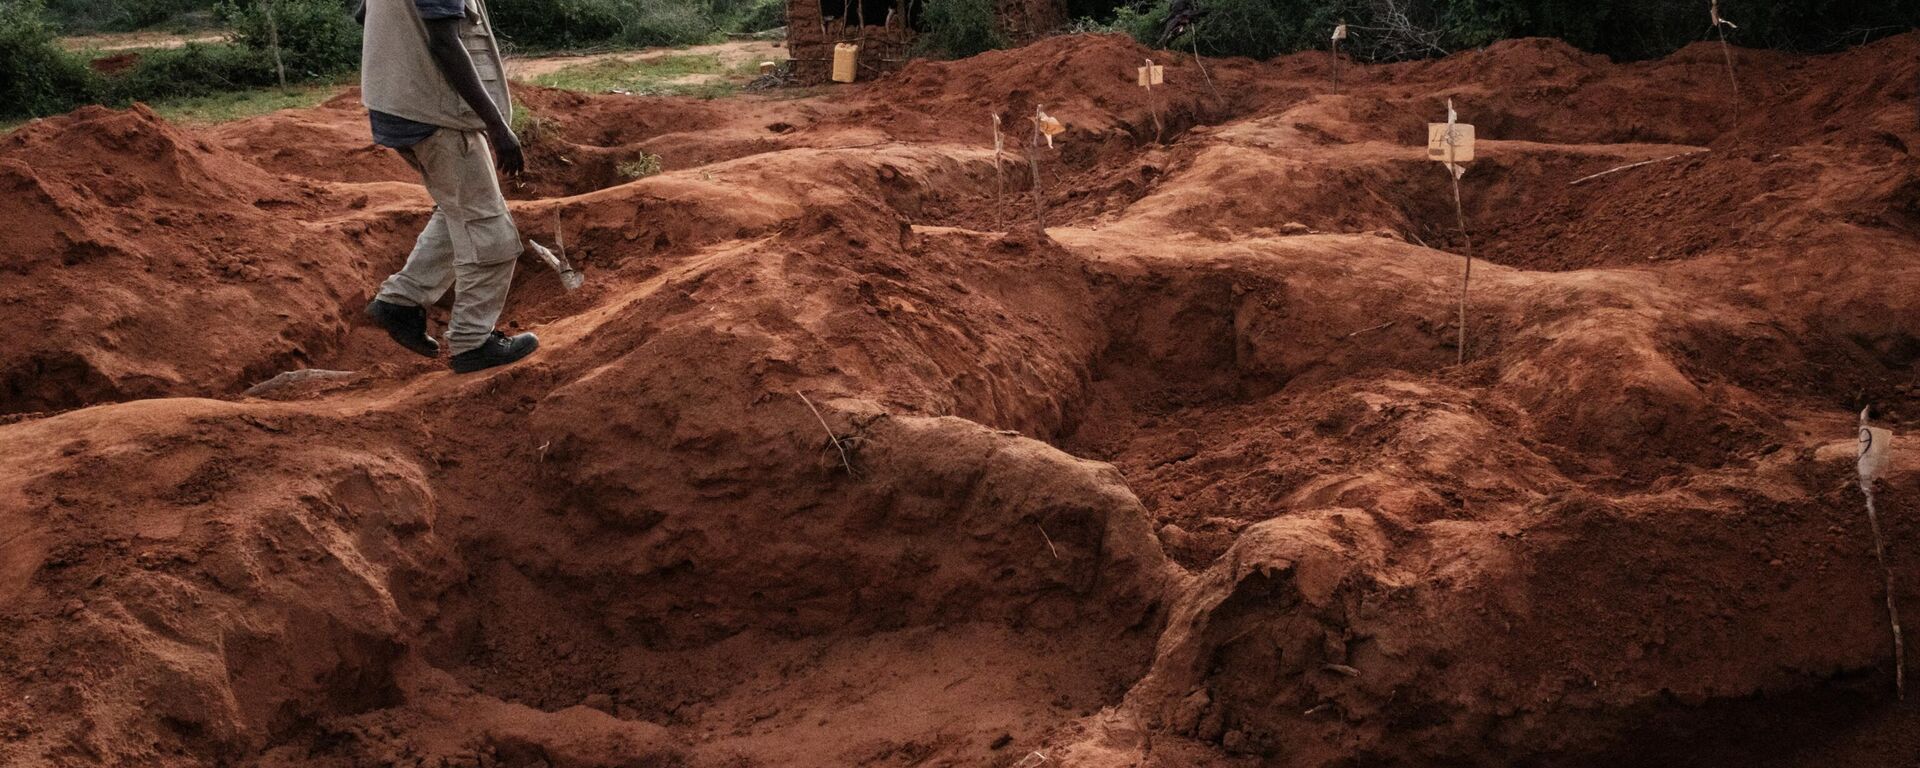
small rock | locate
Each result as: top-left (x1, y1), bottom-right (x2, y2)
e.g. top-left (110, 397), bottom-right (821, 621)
top-left (1279, 222), bottom-right (1310, 235)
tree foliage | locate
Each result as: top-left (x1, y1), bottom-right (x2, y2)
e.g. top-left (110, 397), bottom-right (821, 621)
top-left (1112, 0), bottom-right (1918, 62)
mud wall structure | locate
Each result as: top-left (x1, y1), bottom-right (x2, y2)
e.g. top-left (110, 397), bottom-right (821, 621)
top-left (786, 0), bottom-right (1066, 83)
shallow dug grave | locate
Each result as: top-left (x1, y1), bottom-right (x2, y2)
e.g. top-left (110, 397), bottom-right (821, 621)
top-left (4, 31), bottom-right (1920, 768)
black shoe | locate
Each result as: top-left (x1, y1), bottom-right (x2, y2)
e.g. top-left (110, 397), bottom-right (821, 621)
top-left (450, 330), bottom-right (539, 373)
top-left (365, 299), bottom-right (439, 357)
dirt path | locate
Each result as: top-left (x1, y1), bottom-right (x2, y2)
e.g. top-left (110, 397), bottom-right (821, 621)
top-left (2, 32), bottom-right (1919, 768)
top-left (505, 38), bottom-right (787, 79)
top-left (58, 29), bottom-right (228, 52)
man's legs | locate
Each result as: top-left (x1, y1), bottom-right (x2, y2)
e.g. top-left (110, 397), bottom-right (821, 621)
top-left (369, 129), bottom-right (537, 369)
top-left (366, 145), bottom-right (456, 357)
top-left (375, 206), bottom-right (458, 309)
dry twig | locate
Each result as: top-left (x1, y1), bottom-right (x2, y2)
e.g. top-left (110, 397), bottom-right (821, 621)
top-left (1568, 150), bottom-right (1709, 185)
top-left (1038, 524), bottom-right (1060, 560)
top-left (795, 390), bottom-right (856, 477)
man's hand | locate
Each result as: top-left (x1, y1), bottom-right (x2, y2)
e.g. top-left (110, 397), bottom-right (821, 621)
top-left (422, 17), bottom-right (525, 177)
top-left (489, 123), bottom-right (524, 175)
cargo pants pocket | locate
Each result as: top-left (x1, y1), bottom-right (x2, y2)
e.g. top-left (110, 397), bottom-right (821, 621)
top-left (455, 213), bottom-right (523, 266)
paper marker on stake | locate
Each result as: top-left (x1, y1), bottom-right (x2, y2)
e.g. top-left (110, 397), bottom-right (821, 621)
top-left (1426, 99), bottom-right (1476, 364)
top-left (1035, 106), bottom-right (1064, 148)
top-left (1859, 407), bottom-right (1904, 698)
top-left (1026, 105), bottom-right (1057, 228)
top-left (1140, 58), bottom-right (1165, 143)
top-left (1331, 22), bottom-right (1347, 91)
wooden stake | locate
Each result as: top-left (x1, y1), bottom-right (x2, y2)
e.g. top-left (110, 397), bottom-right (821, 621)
top-left (1331, 38), bottom-right (1340, 92)
top-left (1331, 22), bottom-right (1347, 93)
top-left (1027, 105), bottom-right (1048, 229)
top-left (1143, 58), bottom-right (1164, 144)
top-left (1449, 151), bottom-right (1472, 366)
top-left (992, 114), bottom-right (1006, 231)
top-left (1435, 100), bottom-right (1474, 366)
top-left (1864, 483), bottom-right (1905, 699)
top-left (1861, 409), bottom-right (1905, 698)
top-left (1710, 1), bottom-right (1742, 111)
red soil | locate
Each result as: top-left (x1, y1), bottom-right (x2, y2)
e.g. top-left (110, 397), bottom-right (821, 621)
top-left (3, 31), bottom-right (1920, 767)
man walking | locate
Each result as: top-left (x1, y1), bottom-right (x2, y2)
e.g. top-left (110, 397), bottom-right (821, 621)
top-left (358, 0), bottom-right (539, 372)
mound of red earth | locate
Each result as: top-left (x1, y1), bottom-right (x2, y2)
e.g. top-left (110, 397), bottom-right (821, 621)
top-left (3, 31), bottom-right (1920, 767)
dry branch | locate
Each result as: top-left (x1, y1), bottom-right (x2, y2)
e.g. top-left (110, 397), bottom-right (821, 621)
top-left (795, 389), bottom-right (856, 476)
top-left (1189, 34), bottom-right (1220, 102)
top-left (1569, 150), bottom-right (1709, 185)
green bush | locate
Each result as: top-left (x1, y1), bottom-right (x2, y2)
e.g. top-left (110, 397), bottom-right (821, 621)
top-left (1114, 0), bottom-right (1920, 62)
top-left (0, 0), bottom-right (97, 117)
top-left (724, 0), bottom-right (784, 33)
top-left (47, 0), bottom-right (220, 32)
top-left (489, 0), bottom-right (723, 51)
top-left (219, 0), bottom-right (361, 77)
top-left (916, 0), bottom-right (1004, 57)
top-left (98, 42), bottom-right (280, 102)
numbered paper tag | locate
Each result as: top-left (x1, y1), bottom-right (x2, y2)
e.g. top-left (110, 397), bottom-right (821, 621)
top-left (1861, 425), bottom-right (1894, 485)
top-left (1137, 64), bottom-right (1163, 86)
top-left (1039, 115), bottom-right (1064, 137)
top-left (1332, 23), bottom-right (1348, 42)
top-left (1427, 122), bottom-right (1475, 162)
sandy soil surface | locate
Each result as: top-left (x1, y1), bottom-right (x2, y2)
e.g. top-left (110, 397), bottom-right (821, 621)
top-left (3, 32), bottom-right (1920, 768)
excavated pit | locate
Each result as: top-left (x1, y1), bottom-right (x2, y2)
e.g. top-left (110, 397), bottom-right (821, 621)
top-left (4, 31), bottom-right (1920, 768)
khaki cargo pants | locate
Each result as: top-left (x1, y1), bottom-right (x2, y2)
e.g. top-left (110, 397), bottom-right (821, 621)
top-left (374, 128), bottom-right (521, 355)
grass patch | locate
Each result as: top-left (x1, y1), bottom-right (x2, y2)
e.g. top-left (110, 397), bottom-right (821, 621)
top-left (1, 79), bottom-right (337, 134)
top-left (530, 53), bottom-right (743, 98)
top-left (145, 79), bottom-right (342, 123)
top-left (616, 152), bottom-right (662, 179)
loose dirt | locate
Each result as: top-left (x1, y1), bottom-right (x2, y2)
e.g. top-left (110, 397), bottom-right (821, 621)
top-left (3, 32), bottom-right (1919, 768)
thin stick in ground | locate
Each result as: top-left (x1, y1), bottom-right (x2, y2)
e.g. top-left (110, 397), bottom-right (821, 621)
top-left (1442, 111), bottom-right (1473, 365)
top-left (1190, 33), bottom-right (1221, 103)
top-left (795, 390), bottom-right (855, 477)
top-left (1860, 411), bottom-right (1905, 699)
top-left (1863, 483), bottom-right (1905, 699)
top-left (1331, 39), bottom-right (1341, 92)
top-left (1026, 106), bottom-right (1048, 229)
top-left (1711, 0), bottom-right (1742, 111)
top-left (1331, 22), bottom-right (1347, 93)
top-left (992, 114), bottom-right (1006, 231)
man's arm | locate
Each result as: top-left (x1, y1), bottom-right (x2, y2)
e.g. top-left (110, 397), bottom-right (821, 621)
top-left (422, 17), bottom-right (524, 175)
